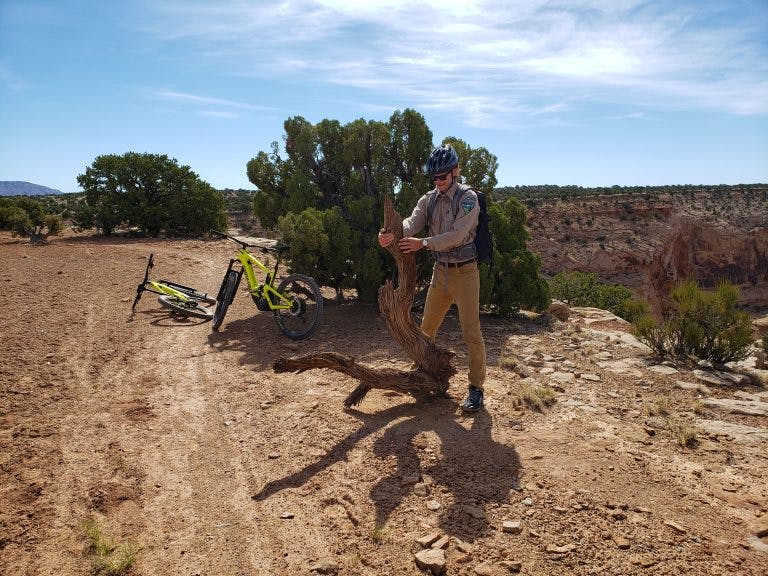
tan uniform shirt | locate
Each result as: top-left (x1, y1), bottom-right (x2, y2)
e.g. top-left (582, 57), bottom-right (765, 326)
top-left (403, 181), bottom-right (480, 264)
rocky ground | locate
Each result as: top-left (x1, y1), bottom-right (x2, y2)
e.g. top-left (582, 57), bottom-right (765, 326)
top-left (1, 231), bottom-right (767, 576)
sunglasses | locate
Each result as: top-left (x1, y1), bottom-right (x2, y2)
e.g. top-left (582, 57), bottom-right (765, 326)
top-left (432, 172), bottom-right (451, 182)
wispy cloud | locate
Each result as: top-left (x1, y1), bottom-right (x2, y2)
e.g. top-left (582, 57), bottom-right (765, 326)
top-left (137, 1), bottom-right (768, 125)
top-left (149, 90), bottom-right (266, 110)
top-left (144, 90), bottom-right (274, 119)
top-left (0, 64), bottom-right (29, 91)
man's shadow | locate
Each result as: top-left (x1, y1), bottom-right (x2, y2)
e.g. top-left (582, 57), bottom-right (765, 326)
top-left (252, 398), bottom-right (521, 542)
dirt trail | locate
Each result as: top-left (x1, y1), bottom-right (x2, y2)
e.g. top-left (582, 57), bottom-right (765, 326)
top-left (1, 232), bottom-right (766, 576)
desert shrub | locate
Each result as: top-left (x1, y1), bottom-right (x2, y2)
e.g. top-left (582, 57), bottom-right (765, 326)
top-left (632, 281), bottom-right (753, 365)
top-left (0, 197), bottom-right (63, 243)
top-left (549, 271), bottom-right (636, 320)
top-left (76, 152), bottom-right (226, 235)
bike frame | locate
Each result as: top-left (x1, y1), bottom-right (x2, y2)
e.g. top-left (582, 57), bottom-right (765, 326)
top-left (144, 280), bottom-right (195, 302)
top-left (134, 254), bottom-right (195, 308)
top-left (229, 247), bottom-right (295, 311)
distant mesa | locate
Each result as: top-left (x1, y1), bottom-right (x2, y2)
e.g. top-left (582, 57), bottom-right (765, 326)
top-left (0, 181), bottom-right (65, 196)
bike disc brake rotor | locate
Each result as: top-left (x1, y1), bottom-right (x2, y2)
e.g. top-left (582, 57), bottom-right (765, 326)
top-left (288, 296), bottom-right (306, 317)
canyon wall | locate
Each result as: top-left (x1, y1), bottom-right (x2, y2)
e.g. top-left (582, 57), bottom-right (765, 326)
top-left (524, 188), bottom-right (768, 313)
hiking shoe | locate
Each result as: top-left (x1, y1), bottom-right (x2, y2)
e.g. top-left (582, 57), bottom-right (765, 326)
top-left (460, 386), bottom-right (484, 412)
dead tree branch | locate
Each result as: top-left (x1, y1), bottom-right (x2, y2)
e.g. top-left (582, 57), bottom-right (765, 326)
top-left (273, 195), bottom-right (456, 407)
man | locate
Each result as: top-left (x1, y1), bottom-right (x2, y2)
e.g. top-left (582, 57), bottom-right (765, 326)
top-left (378, 144), bottom-right (486, 412)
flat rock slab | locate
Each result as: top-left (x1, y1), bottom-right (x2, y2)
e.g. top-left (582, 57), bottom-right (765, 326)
top-left (597, 358), bottom-right (646, 377)
top-left (701, 398), bottom-right (768, 417)
top-left (693, 369), bottom-right (751, 386)
top-left (696, 419), bottom-right (768, 443)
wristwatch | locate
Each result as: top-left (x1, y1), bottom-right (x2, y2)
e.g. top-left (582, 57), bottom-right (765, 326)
top-left (422, 238), bottom-right (428, 249)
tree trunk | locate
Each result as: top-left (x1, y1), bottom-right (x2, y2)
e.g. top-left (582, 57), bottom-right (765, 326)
top-left (272, 194), bottom-right (456, 407)
top-left (28, 227), bottom-right (48, 245)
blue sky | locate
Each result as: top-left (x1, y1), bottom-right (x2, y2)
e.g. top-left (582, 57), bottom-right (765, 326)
top-left (1, 0), bottom-right (767, 192)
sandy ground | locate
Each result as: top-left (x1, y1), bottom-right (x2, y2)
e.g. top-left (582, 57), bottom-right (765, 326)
top-left (1, 231), bottom-right (766, 576)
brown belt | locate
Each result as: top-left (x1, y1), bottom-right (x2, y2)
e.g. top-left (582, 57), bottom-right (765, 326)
top-left (438, 259), bottom-right (477, 268)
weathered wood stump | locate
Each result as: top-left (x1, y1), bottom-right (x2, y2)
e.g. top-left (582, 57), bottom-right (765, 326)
top-left (273, 195), bottom-right (456, 407)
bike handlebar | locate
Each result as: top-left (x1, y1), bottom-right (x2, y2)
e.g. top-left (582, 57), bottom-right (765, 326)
top-left (210, 230), bottom-right (287, 253)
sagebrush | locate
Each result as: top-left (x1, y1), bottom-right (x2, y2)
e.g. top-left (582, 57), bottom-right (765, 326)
top-left (632, 281), bottom-right (752, 365)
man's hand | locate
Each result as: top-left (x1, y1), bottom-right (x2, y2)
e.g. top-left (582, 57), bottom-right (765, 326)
top-left (378, 229), bottom-right (394, 248)
top-left (398, 237), bottom-right (424, 253)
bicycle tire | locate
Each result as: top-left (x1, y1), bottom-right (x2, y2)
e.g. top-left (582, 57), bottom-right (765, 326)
top-left (157, 295), bottom-right (214, 320)
top-left (273, 273), bottom-right (323, 340)
top-left (212, 270), bottom-right (240, 331)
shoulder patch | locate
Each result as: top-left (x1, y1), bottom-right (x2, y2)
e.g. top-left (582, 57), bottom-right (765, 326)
top-left (460, 197), bottom-right (476, 215)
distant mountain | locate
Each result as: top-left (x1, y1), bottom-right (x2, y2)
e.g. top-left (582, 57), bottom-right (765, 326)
top-left (0, 181), bottom-right (64, 196)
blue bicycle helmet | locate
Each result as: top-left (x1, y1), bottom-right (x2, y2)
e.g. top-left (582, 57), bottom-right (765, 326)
top-left (425, 144), bottom-right (459, 176)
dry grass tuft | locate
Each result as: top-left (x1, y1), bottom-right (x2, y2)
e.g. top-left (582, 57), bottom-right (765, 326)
top-left (517, 383), bottom-right (557, 411)
top-left (83, 517), bottom-right (137, 576)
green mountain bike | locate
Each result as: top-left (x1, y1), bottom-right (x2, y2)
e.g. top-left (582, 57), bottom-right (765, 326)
top-left (211, 231), bottom-right (323, 340)
top-left (132, 253), bottom-right (216, 320)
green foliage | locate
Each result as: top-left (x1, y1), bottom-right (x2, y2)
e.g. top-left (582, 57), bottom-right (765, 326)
top-left (75, 152), bottom-right (227, 235)
top-left (478, 197), bottom-right (550, 315)
top-left (246, 109), bottom-right (548, 313)
top-left (0, 197), bottom-right (63, 242)
top-left (549, 271), bottom-right (638, 321)
top-left (632, 281), bottom-right (753, 365)
top-left (220, 188), bottom-right (256, 214)
top-left (278, 206), bottom-right (357, 298)
top-left (495, 183), bottom-right (767, 202)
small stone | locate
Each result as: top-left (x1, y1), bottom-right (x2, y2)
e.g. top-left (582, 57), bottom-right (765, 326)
top-left (427, 500), bottom-right (441, 511)
top-left (502, 520), bottom-right (523, 534)
top-left (451, 537), bottom-right (473, 554)
top-left (751, 520), bottom-right (768, 538)
top-left (500, 560), bottom-right (523, 572)
top-left (613, 535), bottom-right (631, 549)
top-left (664, 520), bottom-right (687, 533)
top-left (413, 482), bottom-right (430, 496)
top-left (279, 512), bottom-right (294, 519)
top-left (267, 452), bottom-right (281, 459)
top-left (431, 535), bottom-right (450, 549)
top-left (464, 505), bottom-right (485, 519)
top-left (473, 563), bottom-right (494, 575)
top-left (309, 560), bottom-right (339, 575)
top-left (401, 472), bottom-right (420, 486)
top-left (414, 548), bottom-right (446, 575)
top-left (415, 531), bottom-right (441, 547)
top-left (522, 497), bottom-right (534, 506)
top-left (747, 535), bottom-right (768, 553)
top-left (545, 543), bottom-right (576, 554)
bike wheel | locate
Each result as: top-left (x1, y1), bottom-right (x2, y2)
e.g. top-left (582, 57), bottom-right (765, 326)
top-left (273, 273), bottom-right (323, 340)
top-left (157, 295), bottom-right (214, 320)
top-left (212, 270), bottom-right (240, 331)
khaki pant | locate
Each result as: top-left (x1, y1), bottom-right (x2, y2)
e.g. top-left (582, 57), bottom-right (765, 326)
top-left (421, 262), bottom-right (486, 389)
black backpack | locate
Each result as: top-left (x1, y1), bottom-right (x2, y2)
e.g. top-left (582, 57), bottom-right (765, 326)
top-left (427, 185), bottom-right (494, 265)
